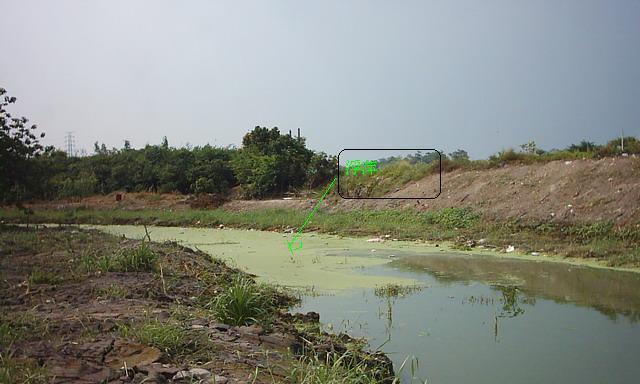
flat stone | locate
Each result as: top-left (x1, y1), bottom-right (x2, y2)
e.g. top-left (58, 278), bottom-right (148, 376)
top-left (210, 375), bottom-right (229, 384)
top-left (105, 341), bottom-right (162, 369)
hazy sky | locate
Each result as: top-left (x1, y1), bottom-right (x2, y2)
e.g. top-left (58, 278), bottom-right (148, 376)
top-left (1, 0), bottom-right (639, 158)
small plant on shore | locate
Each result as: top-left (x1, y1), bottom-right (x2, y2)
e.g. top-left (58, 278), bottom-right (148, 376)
top-left (209, 277), bottom-right (276, 326)
top-left (28, 270), bottom-right (62, 285)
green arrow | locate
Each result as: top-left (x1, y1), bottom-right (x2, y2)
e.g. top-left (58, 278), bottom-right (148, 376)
top-left (286, 176), bottom-right (337, 256)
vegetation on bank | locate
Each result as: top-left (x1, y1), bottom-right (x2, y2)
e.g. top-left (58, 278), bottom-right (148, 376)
top-left (2, 207), bottom-right (638, 268)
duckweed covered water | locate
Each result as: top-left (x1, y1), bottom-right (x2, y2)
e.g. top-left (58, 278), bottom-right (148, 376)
top-left (92, 225), bottom-right (640, 383)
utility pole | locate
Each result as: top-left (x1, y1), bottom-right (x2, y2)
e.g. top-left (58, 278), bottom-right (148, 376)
top-left (64, 131), bottom-right (75, 157)
top-left (621, 128), bottom-right (625, 152)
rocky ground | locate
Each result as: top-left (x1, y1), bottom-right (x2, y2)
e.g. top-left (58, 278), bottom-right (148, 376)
top-left (0, 226), bottom-right (392, 383)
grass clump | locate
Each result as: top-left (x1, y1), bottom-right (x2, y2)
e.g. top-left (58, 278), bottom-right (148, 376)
top-left (288, 350), bottom-right (390, 384)
top-left (117, 242), bottom-right (158, 272)
top-left (28, 270), bottom-right (62, 285)
top-left (94, 283), bottom-right (128, 299)
top-left (209, 277), bottom-right (279, 326)
top-left (118, 319), bottom-right (189, 357)
top-left (0, 353), bottom-right (47, 384)
top-left (0, 313), bottom-right (49, 348)
top-left (81, 242), bottom-right (158, 273)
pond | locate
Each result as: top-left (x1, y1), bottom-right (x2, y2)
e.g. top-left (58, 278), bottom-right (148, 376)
top-left (90, 225), bottom-right (640, 384)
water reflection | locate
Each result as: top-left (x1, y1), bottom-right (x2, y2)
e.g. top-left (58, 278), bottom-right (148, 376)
top-left (394, 253), bottom-right (640, 322)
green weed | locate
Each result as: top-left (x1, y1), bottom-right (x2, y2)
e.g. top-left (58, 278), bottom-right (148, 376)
top-left (28, 270), bottom-right (62, 285)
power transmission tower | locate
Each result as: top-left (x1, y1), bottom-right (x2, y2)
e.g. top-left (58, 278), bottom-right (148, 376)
top-left (64, 131), bottom-right (75, 157)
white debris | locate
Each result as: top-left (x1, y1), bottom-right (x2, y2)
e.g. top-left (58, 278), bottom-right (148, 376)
top-left (367, 237), bottom-right (383, 243)
top-left (173, 368), bottom-right (211, 380)
top-left (506, 245), bottom-right (515, 253)
top-left (531, 252), bottom-right (540, 256)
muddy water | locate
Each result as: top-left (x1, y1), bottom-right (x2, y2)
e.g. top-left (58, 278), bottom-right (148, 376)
top-left (92, 225), bottom-right (640, 384)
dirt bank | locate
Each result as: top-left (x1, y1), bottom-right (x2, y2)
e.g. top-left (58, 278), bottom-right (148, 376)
top-left (340, 157), bottom-right (640, 225)
top-left (0, 226), bottom-right (392, 383)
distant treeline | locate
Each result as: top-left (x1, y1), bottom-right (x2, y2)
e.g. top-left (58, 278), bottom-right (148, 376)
top-left (3, 125), bottom-right (336, 202)
top-left (11, 133), bottom-right (640, 203)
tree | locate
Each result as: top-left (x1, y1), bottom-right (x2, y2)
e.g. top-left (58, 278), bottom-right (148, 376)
top-left (235, 126), bottom-right (313, 196)
top-left (519, 141), bottom-right (537, 154)
top-left (0, 88), bottom-right (47, 205)
top-left (448, 149), bottom-right (469, 161)
top-left (567, 140), bottom-right (597, 152)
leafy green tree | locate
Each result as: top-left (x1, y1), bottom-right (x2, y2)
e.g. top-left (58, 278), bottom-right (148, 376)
top-left (235, 126), bottom-right (313, 196)
top-left (0, 88), bottom-right (47, 205)
top-left (231, 149), bottom-right (278, 198)
top-left (306, 151), bottom-right (336, 188)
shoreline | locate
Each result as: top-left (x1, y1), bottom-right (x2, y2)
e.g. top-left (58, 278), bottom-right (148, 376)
top-left (1, 206), bottom-right (638, 272)
top-left (25, 220), bottom-right (640, 275)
